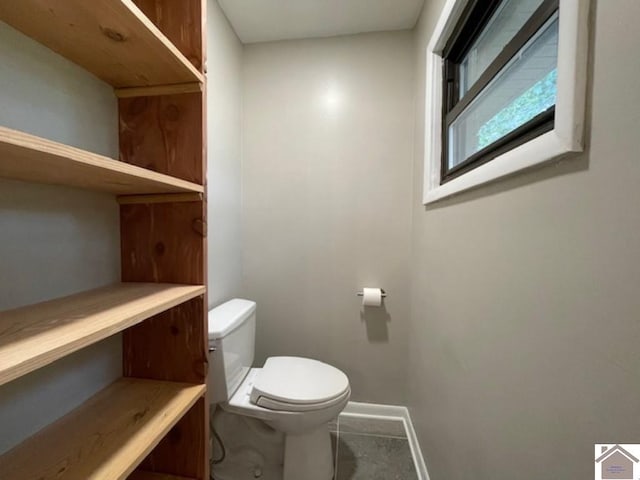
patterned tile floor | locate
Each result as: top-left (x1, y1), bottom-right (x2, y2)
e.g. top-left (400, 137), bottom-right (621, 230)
top-left (330, 416), bottom-right (419, 480)
top-left (210, 414), bottom-right (419, 480)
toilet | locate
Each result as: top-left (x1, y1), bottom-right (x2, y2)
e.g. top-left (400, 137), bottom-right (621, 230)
top-left (208, 299), bottom-right (351, 480)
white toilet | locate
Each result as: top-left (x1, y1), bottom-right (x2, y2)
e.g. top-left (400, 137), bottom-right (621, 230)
top-left (208, 299), bottom-right (351, 480)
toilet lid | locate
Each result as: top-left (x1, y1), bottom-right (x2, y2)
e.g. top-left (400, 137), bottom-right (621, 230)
top-left (250, 356), bottom-right (350, 409)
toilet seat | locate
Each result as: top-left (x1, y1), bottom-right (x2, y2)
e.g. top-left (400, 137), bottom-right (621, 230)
top-left (255, 386), bottom-right (351, 412)
top-left (250, 356), bottom-right (350, 412)
top-left (224, 368), bottom-right (349, 420)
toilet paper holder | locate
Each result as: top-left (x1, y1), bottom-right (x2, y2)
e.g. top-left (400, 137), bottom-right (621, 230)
top-left (356, 289), bottom-right (387, 298)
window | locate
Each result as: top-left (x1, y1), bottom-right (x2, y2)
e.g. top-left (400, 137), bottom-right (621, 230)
top-left (442, 0), bottom-right (559, 182)
top-left (422, 0), bottom-right (589, 204)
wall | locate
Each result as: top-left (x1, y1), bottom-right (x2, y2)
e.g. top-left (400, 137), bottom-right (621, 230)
top-left (242, 31), bottom-right (415, 404)
top-left (207, 0), bottom-right (244, 308)
top-left (0, 22), bottom-right (120, 453)
top-left (409, 1), bottom-right (640, 479)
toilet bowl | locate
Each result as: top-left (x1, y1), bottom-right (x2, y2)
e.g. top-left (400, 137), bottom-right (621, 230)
top-left (223, 362), bottom-right (350, 479)
top-left (208, 300), bottom-right (351, 480)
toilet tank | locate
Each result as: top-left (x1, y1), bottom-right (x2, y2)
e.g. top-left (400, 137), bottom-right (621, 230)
top-left (208, 299), bottom-right (256, 404)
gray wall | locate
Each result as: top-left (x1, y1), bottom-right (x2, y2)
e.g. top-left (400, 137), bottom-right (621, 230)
top-left (207, 0), bottom-right (244, 308)
top-left (0, 22), bottom-right (121, 453)
top-left (409, 1), bottom-right (640, 478)
top-left (241, 31), bottom-right (415, 404)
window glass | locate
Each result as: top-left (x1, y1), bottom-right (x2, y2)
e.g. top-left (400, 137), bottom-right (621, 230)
top-left (459, 0), bottom-right (545, 96)
top-left (449, 13), bottom-right (558, 169)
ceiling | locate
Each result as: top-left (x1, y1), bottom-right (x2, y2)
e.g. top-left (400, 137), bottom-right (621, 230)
top-left (218, 0), bottom-right (426, 44)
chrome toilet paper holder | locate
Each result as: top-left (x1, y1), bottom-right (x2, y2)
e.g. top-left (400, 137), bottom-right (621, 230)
top-left (356, 289), bottom-right (387, 298)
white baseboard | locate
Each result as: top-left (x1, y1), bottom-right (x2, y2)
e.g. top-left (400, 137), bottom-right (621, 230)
top-left (340, 402), bottom-right (430, 480)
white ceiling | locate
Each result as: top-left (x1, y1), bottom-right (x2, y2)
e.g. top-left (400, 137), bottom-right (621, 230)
top-left (218, 0), bottom-right (426, 44)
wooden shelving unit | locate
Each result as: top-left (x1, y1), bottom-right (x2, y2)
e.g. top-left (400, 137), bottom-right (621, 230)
top-left (0, 283), bottom-right (205, 386)
top-left (129, 472), bottom-right (194, 480)
top-left (0, 378), bottom-right (205, 480)
top-left (0, 1), bottom-right (208, 479)
top-left (0, 126), bottom-right (204, 195)
top-left (0, 0), bottom-right (203, 88)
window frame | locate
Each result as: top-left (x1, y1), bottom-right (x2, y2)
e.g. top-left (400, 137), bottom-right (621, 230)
top-left (422, 0), bottom-right (590, 204)
top-left (441, 0), bottom-right (560, 183)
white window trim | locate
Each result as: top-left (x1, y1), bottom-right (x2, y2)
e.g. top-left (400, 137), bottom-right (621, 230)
top-left (423, 0), bottom-right (590, 205)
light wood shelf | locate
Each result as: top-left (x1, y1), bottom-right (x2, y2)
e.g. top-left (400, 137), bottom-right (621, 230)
top-left (0, 283), bottom-right (205, 387)
top-left (0, 0), bottom-right (203, 88)
top-left (0, 0), bottom-right (208, 476)
top-left (0, 378), bottom-right (205, 480)
top-left (129, 471), bottom-right (195, 480)
top-left (0, 126), bottom-right (204, 195)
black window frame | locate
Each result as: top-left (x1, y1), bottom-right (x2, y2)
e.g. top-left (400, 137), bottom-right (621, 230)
top-left (441, 0), bottom-right (560, 184)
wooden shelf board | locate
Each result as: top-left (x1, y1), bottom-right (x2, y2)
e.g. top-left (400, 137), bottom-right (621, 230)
top-left (117, 193), bottom-right (204, 205)
top-left (129, 471), bottom-right (195, 480)
top-left (0, 126), bottom-right (204, 195)
top-left (0, 378), bottom-right (205, 480)
top-left (0, 283), bottom-right (205, 386)
top-left (115, 82), bottom-right (203, 99)
top-left (0, 0), bottom-right (203, 88)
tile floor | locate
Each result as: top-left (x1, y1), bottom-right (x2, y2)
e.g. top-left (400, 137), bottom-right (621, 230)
top-left (211, 413), bottom-right (420, 480)
top-left (330, 416), bottom-right (419, 480)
